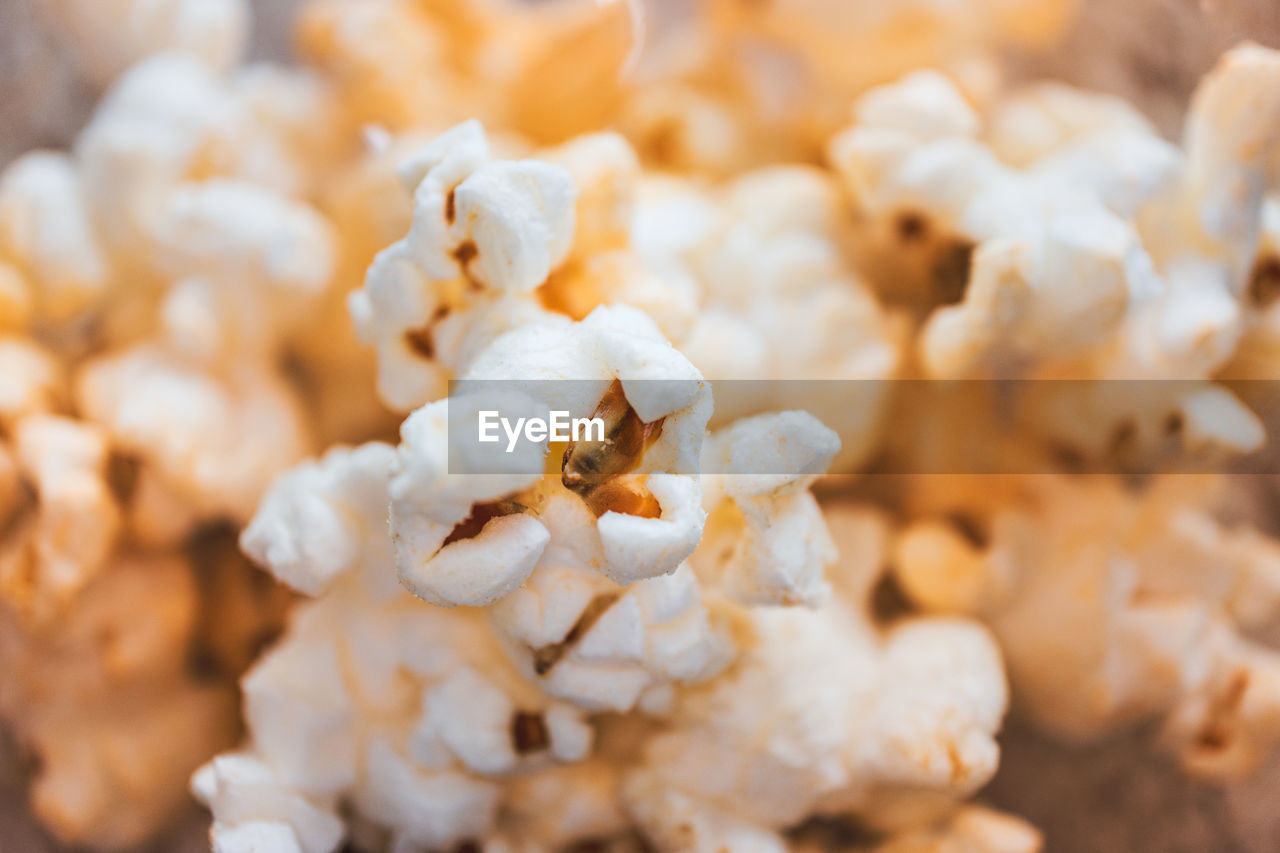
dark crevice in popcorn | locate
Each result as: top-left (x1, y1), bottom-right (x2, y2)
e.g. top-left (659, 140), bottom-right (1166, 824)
top-left (441, 499), bottom-right (530, 547)
top-left (105, 451), bottom-right (142, 507)
top-left (563, 380), bottom-right (665, 518)
top-left (532, 591), bottom-right (622, 675)
top-left (894, 210), bottom-right (930, 244)
top-left (444, 187), bottom-right (458, 225)
top-left (945, 511), bottom-right (989, 549)
top-left (1108, 419), bottom-right (1138, 458)
top-left (1248, 255), bottom-right (1280, 307)
top-left (1048, 443), bottom-right (1088, 474)
top-left (0, 476), bottom-right (37, 545)
top-left (510, 710), bottom-right (550, 753)
top-left (785, 813), bottom-right (887, 850)
top-left (404, 305), bottom-right (453, 360)
top-left (183, 521), bottom-right (291, 680)
top-left (452, 240), bottom-right (479, 280)
top-left (929, 239), bottom-right (976, 307)
top-left (1195, 670), bottom-right (1251, 752)
top-left (582, 475), bottom-right (662, 519)
top-left (869, 569), bottom-right (917, 626)
top-left (405, 327), bottom-right (436, 360)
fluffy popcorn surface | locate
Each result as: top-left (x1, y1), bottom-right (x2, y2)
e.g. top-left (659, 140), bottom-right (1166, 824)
top-left (0, 337), bottom-right (62, 424)
top-left (37, 0), bottom-right (249, 87)
top-left (241, 443), bottom-right (398, 598)
top-left (829, 69), bottom-right (1161, 377)
top-left (0, 151), bottom-right (110, 324)
top-left (694, 411), bottom-right (841, 605)
top-left (75, 53), bottom-right (240, 258)
top-left (349, 120), bottom-right (578, 412)
top-left (624, 599), bottom-right (1007, 847)
top-left (867, 805), bottom-right (1043, 853)
top-left (829, 46), bottom-right (1280, 391)
top-left (669, 165), bottom-right (900, 472)
top-left (76, 344), bottom-right (310, 523)
top-left (151, 179), bottom-right (337, 359)
top-left (0, 414), bottom-right (120, 619)
top-left (892, 475), bottom-right (1280, 779)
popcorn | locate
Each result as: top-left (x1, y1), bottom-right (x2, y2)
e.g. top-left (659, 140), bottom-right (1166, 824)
top-left (0, 17), bottom-right (339, 852)
top-left (829, 69), bottom-right (1159, 375)
top-left (672, 165), bottom-right (900, 471)
top-left (892, 475), bottom-right (1280, 780)
top-left (76, 343), bottom-right (311, 525)
top-left (0, 414), bottom-right (120, 619)
top-left (200, 115), bottom-right (943, 853)
top-left (150, 179), bottom-right (337, 360)
top-left (0, 549), bottom-right (245, 849)
top-left (623, 599), bottom-right (1008, 850)
top-left (0, 151), bottom-right (110, 324)
top-left (694, 411), bottom-right (841, 605)
top-left (37, 0), bottom-right (249, 87)
top-left (863, 805), bottom-right (1043, 853)
top-left (12, 1), bottom-right (1280, 850)
top-left (349, 120), bottom-right (576, 411)
top-left (241, 443), bottom-right (398, 598)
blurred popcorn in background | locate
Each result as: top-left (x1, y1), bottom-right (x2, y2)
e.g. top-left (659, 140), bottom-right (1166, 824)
top-left (2, 0), bottom-right (1280, 851)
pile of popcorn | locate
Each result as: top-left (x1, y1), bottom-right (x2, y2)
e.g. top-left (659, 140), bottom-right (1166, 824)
top-left (5, 0), bottom-right (1280, 851)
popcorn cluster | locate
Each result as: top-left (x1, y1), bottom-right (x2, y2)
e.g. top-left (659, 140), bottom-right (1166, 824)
top-left (7, 1), bottom-right (1280, 852)
top-left (196, 106), bottom-right (1024, 850)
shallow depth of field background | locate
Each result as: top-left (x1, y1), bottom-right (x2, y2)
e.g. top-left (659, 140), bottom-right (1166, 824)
top-left (2, 0), bottom-right (1280, 850)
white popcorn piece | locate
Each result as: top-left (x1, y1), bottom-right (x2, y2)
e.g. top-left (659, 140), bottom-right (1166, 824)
top-left (399, 120), bottom-right (576, 292)
top-left (240, 443), bottom-right (397, 597)
top-left (242, 631), bottom-right (359, 795)
top-left (670, 165), bottom-right (899, 472)
top-left (348, 121), bottom-right (578, 412)
top-left (694, 411), bottom-right (841, 606)
top-left (388, 395), bottom-right (548, 607)
top-left (212, 822), bottom-right (304, 853)
top-left (193, 753), bottom-right (343, 853)
top-left (535, 133), bottom-right (701, 343)
top-left (37, 0), bottom-right (249, 87)
top-left (1167, 44), bottom-right (1280, 288)
top-left (0, 337), bottom-right (62, 425)
top-left (625, 599), bottom-right (1007, 847)
top-left (894, 475), bottom-right (1280, 779)
top-left (1, 415), bottom-right (121, 617)
top-left (0, 151), bottom-right (110, 323)
top-left (151, 179), bottom-right (337, 359)
top-left (451, 305), bottom-right (714, 587)
top-left (355, 737), bottom-right (501, 851)
top-left (985, 82), bottom-right (1163, 169)
top-left (832, 70), bottom-right (1163, 377)
top-left (498, 561), bottom-right (731, 713)
top-left (413, 666), bottom-right (520, 775)
top-left (226, 63), bottom-right (344, 198)
top-left (75, 53), bottom-right (240, 258)
top-left (76, 343), bottom-right (310, 523)
top-left (867, 805), bottom-right (1043, 853)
